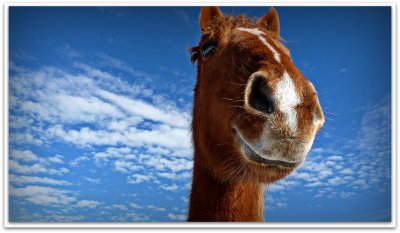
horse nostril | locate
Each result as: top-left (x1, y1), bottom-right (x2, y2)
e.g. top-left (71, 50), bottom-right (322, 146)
top-left (249, 76), bottom-right (274, 114)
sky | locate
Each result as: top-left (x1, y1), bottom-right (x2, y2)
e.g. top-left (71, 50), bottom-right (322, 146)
top-left (8, 6), bottom-right (392, 222)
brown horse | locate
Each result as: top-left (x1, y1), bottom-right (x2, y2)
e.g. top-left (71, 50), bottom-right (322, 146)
top-left (188, 7), bottom-right (324, 222)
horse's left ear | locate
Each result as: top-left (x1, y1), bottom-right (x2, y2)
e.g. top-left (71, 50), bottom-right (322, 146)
top-left (199, 7), bottom-right (223, 34)
top-left (257, 7), bottom-right (280, 35)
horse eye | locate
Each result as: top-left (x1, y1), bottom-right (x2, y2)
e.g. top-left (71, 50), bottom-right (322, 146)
top-left (201, 41), bottom-right (218, 57)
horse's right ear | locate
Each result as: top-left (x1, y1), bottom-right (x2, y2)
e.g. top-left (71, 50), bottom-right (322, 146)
top-left (257, 7), bottom-right (280, 35)
top-left (199, 7), bottom-right (223, 34)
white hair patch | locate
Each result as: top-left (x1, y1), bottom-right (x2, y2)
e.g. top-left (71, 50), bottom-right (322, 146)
top-left (274, 71), bottom-right (301, 133)
top-left (237, 27), bottom-right (281, 63)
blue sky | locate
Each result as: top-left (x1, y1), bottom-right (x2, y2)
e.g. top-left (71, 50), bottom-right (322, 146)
top-left (8, 6), bottom-right (391, 222)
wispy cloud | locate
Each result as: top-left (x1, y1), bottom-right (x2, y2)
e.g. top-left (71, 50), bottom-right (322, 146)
top-left (160, 184), bottom-right (178, 191)
top-left (9, 174), bottom-right (71, 186)
top-left (10, 185), bottom-right (77, 206)
top-left (76, 200), bottom-right (100, 209)
top-left (147, 205), bottom-right (166, 212)
top-left (173, 9), bottom-right (197, 28)
top-left (10, 149), bottom-right (39, 162)
top-left (10, 160), bottom-right (47, 174)
top-left (166, 213), bottom-right (186, 221)
top-left (56, 44), bottom-right (82, 59)
top-left (96, 52), bottom-right (152, 79)
top-left (83, 177), bottom-right (100, 184)
top-left (11, 49), bottom-right (37, 61)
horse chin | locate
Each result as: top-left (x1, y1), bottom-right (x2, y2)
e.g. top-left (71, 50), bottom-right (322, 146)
top-left (254, 165), bottom-right (295, 184)
top-left (217, 151), bottom-right (294, 184)
top-left (242, 152), bottom-right (297, 184)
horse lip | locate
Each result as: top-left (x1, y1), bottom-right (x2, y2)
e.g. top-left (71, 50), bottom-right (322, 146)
top-left (232, 127), bottom-right (302, 168)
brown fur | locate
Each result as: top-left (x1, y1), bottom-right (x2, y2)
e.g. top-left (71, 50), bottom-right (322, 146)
top-left (188, 7), bottom-right (324, 222)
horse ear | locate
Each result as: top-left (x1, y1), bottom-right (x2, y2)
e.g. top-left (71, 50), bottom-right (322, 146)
top-left (257, 7), bottom-right (280, 35)
top-left (199, 7), bottom-right (223, 34)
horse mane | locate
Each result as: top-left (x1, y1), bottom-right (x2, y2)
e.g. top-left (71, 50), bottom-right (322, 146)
top-left (190, 14), bottom-right (285, 64)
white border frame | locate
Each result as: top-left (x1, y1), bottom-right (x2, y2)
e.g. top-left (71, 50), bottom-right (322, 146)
top-left (1, 0), bottom-right (397, 229)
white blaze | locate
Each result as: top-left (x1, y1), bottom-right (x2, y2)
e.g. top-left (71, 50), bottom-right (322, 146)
top-left (237, 27), bottom-right (281, 63)
top-left (274, 71), bottom-right (301, 133)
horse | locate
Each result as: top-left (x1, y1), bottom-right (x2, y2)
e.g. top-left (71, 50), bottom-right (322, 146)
top-left (187, 7), bottom-right (324, 222)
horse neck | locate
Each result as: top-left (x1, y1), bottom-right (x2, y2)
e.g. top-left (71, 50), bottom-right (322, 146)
top-left (188, 154), bottom-right (265, 222)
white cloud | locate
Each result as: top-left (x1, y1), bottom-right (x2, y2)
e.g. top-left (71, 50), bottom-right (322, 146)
top-left (268, 183), bottom-right (285, 192)
top-left (173, 9), bottom-right (196, 28)
top-left (319, 170), bottom-right (333, 178)
top-left (56, 44), bottom-right (81, 59)
top-left (96, 89), bottom-right (190, 128)
top-left (93, 147), bottom-right (133, 163)
top-left (104, 204), bottom-right (128, 211)
top-left (9, 115), bottom-right (34, 129)
top-left (9, 160), bottom-right (47, 174)
top-left (304, 181), bottom-right (322, 187)
top-left (47, 123), bottom-right (191, 151)
top-left (325, 161), bottom-right (336, 166)
top-left (351, 179), bottom-right (368, 188)
top-left (10, 65), bottom-right (127, 126)
top-left (125, 125), bottom-right (191, 150)
top-left (48, 167), bottom-right (70, 175)
top-left (50, 215), bottom-right (85, 222)
top-left (126, 213), bottom-right (150, 222)
top-left (356, 97), bottom-right (390, 153)
top-left (311, 147), bottom-right (325, 154)
top-left (327, 155), bottom-right (343, 161)
top-left (166, 213), bottom-right (186, 221)
top-left (53, 94), bottom-right (125, 122)
top-left (275, 202), bottom-right (288, 208)
top-left (114, 160), bottom-right (143, 173)
top-left (76, 200), bottom-right (100, 208)
top-left (127, 174), bottom-right (151, 184)
top-left (144, 156), bottom-right (193, 173)
top-left (69, 156), bottom-right (89, 167)
top-left (157, 172), bottom-right (192, 180)
top-left (48, 155), bottom-right (64, 164)
top-left (180, 196), bottom-right (189, 203)
top-left (96, 52), bottom-right (151, 79)
top-left (160, 184), bottom-right (178, 191)
top-left (9, 174), bottom-right (71, 185)
top-left (147, 205), bottom-right (166, 212)
top-left (129, 203), bottom-right (143, 209)
top-left (107, 118), bottom-right (142, 131)
top-left (10, 149), bottom-right (39, 162)
top-left (328, 177), bottom-right (345, 186)
top-left (294, 172), bottom-right (311, 181)
top-left (158, 172), bottom-right (178, 180)
top-left (265, 195), bottom-right (289, 210)
top-left (47, 125), bottom-right (124, 147)
top-left (339, 191), bottom-right (355, 199)
top-left (10, 185), bottom-right (77, 206)
top-left (72, 62), bottom-right (147, 97)
top-left (11, 49), bottom-right (37, 61)
top-left (83, 177), bottom-right (100, 184)
top-left (335, 165), bottom-right (344, 170)
top-left (147, 146), bottom-right (170, 155)
top-left (9, 132), bottom-right (43, 145)
top-left (340, 168), bottom-right (354, 175)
